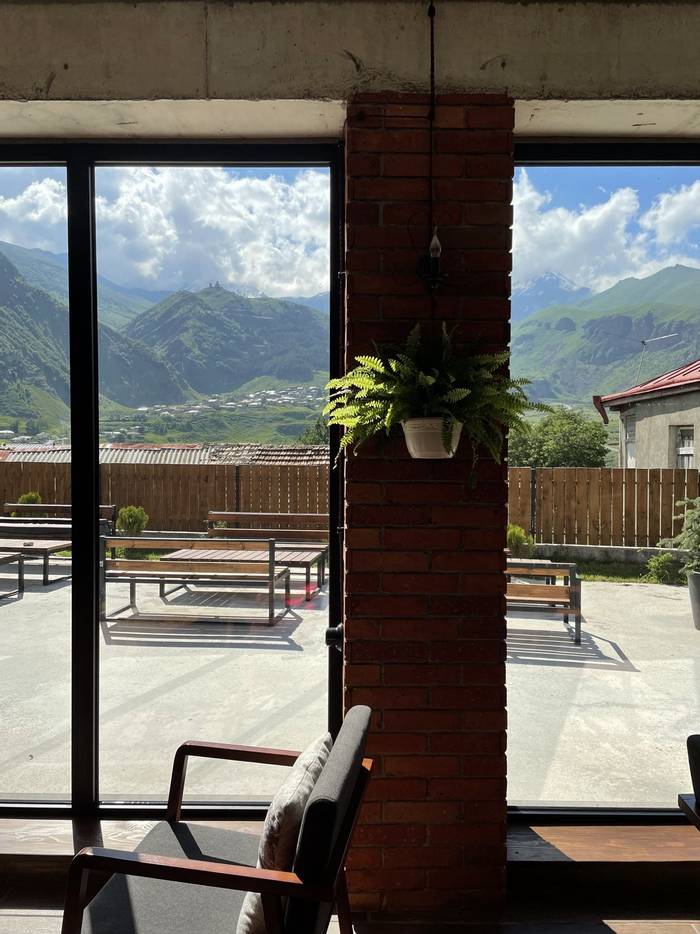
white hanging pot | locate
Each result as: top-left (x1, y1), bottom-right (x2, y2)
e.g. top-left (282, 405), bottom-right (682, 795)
top-left (401, 418), bottom-right (463, 459)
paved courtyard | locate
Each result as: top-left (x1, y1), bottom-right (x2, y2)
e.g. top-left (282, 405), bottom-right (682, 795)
top-left (0, 559), bottom-right (697, 808)
top-left (0, 557), bottom-right (328, 802)
top-left (507, 581), bottom-right (698, 807)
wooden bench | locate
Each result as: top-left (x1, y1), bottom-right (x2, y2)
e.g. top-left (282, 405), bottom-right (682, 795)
top-left (1, 503), bottom-right (116, 538)
top-left (101, 536), bottom-right (291, 626)
top-left (207, 511), bottom-right (328, 532)
top-left (506, 559), bottom-right (582, 644)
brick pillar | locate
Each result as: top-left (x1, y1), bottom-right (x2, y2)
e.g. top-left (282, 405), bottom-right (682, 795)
top-left (343, 92), bottom-right (513, 916)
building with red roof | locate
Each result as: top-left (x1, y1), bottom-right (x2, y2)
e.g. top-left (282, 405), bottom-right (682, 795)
top-left (594, 359), bottom-right (700, 469)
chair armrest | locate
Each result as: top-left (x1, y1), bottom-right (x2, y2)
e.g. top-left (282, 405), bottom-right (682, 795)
top-left (75, 846), bottom-right (329, 898)
top-left (167, 741), bottom-right (300, 820)
top-left (61, 847), bottom-right (332, 934)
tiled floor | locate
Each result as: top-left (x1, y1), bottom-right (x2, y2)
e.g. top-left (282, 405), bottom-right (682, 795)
top-left (4, 915), bottom-right (700, 934)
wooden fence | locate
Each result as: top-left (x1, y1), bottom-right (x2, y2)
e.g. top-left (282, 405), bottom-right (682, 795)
top-left (0, 462), bottom-right (329, 532)
top-left (508, 466), bottom-right (700, 547)
top-left (2, 460), bottom-right (697, 546)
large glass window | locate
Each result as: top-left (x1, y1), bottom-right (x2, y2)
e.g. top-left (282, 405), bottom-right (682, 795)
top-left (0, 166), bottom-right (71, 802)
top-left (509, 158), bottom-right (700, 809)
top-left (0, 146), bottom-right (339, 817)
top-left (94, 165), bottom-right (332, 804)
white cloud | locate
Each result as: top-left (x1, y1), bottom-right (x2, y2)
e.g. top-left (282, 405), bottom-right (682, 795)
top-left (640, 179), bottom-right (700, 245)
top-left (513, 168), bottom-right (700, 294)
top-left (95, 167), bottom-right (330, 296)
top-left (0, 166), bottom-right (330, 296)
top-left (0, 177), bottom-right (67, 252)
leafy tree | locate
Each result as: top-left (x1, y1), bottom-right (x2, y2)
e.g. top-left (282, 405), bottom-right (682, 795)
top-left (508, 407), bottom-right (608, 468)
top-left (297, 416), bottom-right (329, 445)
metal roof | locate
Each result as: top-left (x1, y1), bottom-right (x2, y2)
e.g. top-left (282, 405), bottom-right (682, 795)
top-left (0, 443), bottom-right (329, 466)
top-left (599, 357), bottom-right (700, 408)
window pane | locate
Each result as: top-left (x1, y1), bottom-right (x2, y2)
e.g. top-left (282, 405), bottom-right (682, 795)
top-left (95, 165), bottom-right (331, 803)
top-left (510, 164), bottom-right (700, 808)
top-left (0, 166), bottom-right (71, 801)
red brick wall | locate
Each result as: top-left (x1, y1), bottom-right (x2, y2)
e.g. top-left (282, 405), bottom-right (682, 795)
top-left (343, 92), bottom-right (513, 915)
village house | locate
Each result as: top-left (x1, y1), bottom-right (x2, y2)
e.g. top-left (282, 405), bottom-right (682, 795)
top-left (595, 358), bottom-right (700, 468)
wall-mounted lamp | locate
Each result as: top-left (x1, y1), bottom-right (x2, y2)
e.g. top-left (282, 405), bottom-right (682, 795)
top-left (418, 226), bottom-right (444, 292)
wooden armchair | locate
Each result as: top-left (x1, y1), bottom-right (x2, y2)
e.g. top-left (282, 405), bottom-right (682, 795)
top-left (61, 706), bottom-right (373, 934)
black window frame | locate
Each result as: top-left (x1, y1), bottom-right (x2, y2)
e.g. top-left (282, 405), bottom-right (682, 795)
top-left (510, 139), bottom-right (700, 825)
top-left (0, 140), bottom-right (345, 821)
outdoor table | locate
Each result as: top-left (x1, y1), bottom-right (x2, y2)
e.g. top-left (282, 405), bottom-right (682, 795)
top-left (0, 552), bottom-right (24, 599)
top-left (0, 539), bottom-right (71, 585)
top-left (165, 546), bottom-right (327, 600)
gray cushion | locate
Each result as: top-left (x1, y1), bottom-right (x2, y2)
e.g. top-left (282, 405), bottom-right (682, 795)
top-left (285, 706), bottom-right (371, 934)
top-left (237, 732), bottom-right (332, 934)
top-left (82, 821), bottom-right (260, 934)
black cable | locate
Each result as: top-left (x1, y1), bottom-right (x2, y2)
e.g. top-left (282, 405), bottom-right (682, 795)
top-left (428, 1), bottom-right (436, 247)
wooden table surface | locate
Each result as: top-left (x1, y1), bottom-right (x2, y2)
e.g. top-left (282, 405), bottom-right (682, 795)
top-left (0, 539), bottom-right (71, 554)
top-left (166, 548), bottom-right (321, 563)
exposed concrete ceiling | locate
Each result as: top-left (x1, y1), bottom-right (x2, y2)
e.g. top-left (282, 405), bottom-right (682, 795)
top-left (1, 99), bottom-right (700, 141)
top-left (3, 3), bottom-right (700, 104)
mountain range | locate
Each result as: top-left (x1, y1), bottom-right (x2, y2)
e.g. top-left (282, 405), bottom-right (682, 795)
top-left (511, 272), bottom-right (592, 322)
top-left (0, 240), bottom-right (331, 329)
top-left (0, 244), bottom-right (329, 434)
top-left (511, 264), bottom-right (700, 404)
top-left (5, 233), bottom-right (700, 434)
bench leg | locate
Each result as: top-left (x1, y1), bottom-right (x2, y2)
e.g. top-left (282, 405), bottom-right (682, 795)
top-left (129, 580), bottom-right (136, 610)
top-left (18, 556), bottom-right (24, 596)
top-left (285, 571), bottom-right (291, 610)
top-left (43, 553), bottom-right (49, 586)
top-left (305, 564), bottom-right (312, 601)
top-left (268, 576), bottom-right (275, 626)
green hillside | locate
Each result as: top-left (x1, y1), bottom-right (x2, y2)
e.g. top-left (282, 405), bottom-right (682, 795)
top-left (0, 251), bottom-right (189, 435)
top-left (126, 284), bottom-right (329, 394)
top-left (511, 264), bottom-right (700, 406)
top-left (0, 240), bottom-right (163, 329)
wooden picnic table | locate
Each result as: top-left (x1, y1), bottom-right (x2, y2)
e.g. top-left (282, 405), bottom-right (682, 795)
top-left (165, 546), bottom-right (327, 601)
top-left (0, 552), bottom-right (24, 599)
top-left (0, 539), bottom-right (71, 585)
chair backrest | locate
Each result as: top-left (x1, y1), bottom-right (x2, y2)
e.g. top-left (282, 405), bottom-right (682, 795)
top-left (688, 735), bottom-right (700, 799)
top-left (285, 705), bottom-right (371, 934)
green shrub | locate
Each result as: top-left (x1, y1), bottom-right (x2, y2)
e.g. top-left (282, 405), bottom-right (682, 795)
top-left (645, 552), bottom-right (686, 585)
top-left (17, 491), bottom-right (42, 504)
top-left (507, 523), bottom-right (536, 558)
top-left (660, 497), bottom-right (700, 575)
top-left (116, 505), bottom-right (149, 536)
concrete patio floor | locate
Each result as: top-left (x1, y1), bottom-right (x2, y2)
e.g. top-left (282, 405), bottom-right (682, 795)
top-left (0, 561), bottom-right (697, 807)
top-left (0, 558), bottom-right (328, 802)
top-left (507, 581), bottom-right (698, 807)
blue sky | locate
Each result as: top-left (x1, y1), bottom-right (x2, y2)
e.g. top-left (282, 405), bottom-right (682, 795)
top-left (513, 166), bottom-right (700, 294)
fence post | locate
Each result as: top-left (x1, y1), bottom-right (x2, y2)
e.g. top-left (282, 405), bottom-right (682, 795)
top-left (529, 466), bottom-right (537, 539)
top-left (235, 465), bottom-right (241, 512)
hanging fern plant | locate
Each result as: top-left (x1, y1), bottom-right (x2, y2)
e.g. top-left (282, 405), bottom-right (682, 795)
top-left (324, 322), bottom-right (545, 464)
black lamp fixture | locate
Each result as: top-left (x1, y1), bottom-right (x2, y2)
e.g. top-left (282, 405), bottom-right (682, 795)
top-left (417, 0), bottom-right (443, 294)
